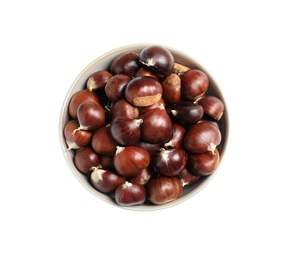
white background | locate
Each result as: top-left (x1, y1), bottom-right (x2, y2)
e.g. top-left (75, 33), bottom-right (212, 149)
top-left (1, 0), bottom-right (287, 259)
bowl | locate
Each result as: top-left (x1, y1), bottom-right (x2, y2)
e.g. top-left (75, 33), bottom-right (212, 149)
top-left (59, 43), bottom-right (229, 211)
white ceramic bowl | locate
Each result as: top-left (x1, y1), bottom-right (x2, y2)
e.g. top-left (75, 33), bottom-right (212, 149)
top-left (59, 43), bottom-right (229, 211)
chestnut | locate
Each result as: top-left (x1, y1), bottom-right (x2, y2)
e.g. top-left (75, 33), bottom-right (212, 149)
top-left (139, 45), bottom-right (174, 76)
top-left (113, 146), bottom-right (150, 177)
top-left (74, 147), bottom-right (100, 174)
top-left (147, 176), bottom-right (183, 205)
top-left (135, 67), bottom-right (159, 79)
top-left (110, 51), bottom-right (141, 77)
top-left (178, 167), bottom-right (201, 186)
top-left (183, 121), bottom-right (222, 154)
top-left (161, 73), bottom-right (181, 104)
top-left (110, 117), bottom-right (143, 145)
top-left (129, 167), bottom-right (154, 186)
top-left (164, 123), bottom-right (186, 149)
top-left (152, 148), bottom-right (187, 177)
top-left (110, 99), bottom-right (139, 120)
top-left (170, 102), bottom-right (204, 126)
top-left (187, 148), bottom-right (220, 176)
top-left (104, 74), bottom-right (131, 102)
top-left (91, 125), bottom-right (119, 156)
top-left (138, 98), bottom-right (166, 115)
top-left (173, 62), bottom-right (190, 75)
top-left (99, 155), bottom-right (115, 170)
top-left (68, 89), bottom-right (100, 119)
top-left (138, 141), bottom-right (163, 157)
top-left (195, 95), bottom-right (224, 121)
top-left (90, 168), bottom-right (126, 193)
top-left (64, 119), bottom-right (92, 150)
top-left (115, 181), bottom-right (146, 206)
top-left (140, 103), bottom-right (173, 144)
top-left (86, 70), bottom-right (113, 91)
top-left (180, 69), bottom-right (209, 101)
top-left (76, 100), bottom-right (105, 130)
top-left (125, 76), bottom-right (163, 107)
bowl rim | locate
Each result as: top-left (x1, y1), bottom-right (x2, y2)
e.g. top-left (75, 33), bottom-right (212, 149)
top-left (59, 43), bottom-right (230, 211)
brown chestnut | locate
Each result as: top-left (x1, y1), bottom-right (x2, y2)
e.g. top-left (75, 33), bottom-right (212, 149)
top-left (113, 146), bottom-right (150, 177)
top-left (147, 176), bottom-right (183, 205)
top-left (187, 148), bottom-right (220, 176)
top-left (110, 51), bottom-right (141, 77)
top-left (104, 74), bottom-right (131, 102)
top-left (110, 99), bottom-right (139, 120)
top-left (161, 73), bottom-right (181, 104)
top-left (195, 95), bottom-right (224, 120)
top-left (90, 168), bottom-right (126, 193)
top-left (110, 117), bottom-right (143, 145)
top-left (180, 69), bottom-right (209, 101)
top-left (164, 123), bottom-right (186, 149)
top-left (178, 167), bottom-right (201, 186)
top-left (138, 98), bottom-right (166, 115)
top-left (87, 70), bottom-right (113, 91)
top-left (76, 100), bottom-right (105, 130)
top-left (74, 147), bottom-right (100, 174)
top-left (99, 155), bottom-right (115, 170)
top-left (91, 125), bottom-right (119, 156)
top-left (183, 121), bottom-right (221, 154)
top-left (170, 102), bottom-right (204, 126)
top-left (68, 89), bottom-right (100, 119)
top-left (152, 148), bottom-right (187, 177)
top-left (138, 141), bottom-right (163, 157)
top-left (173, 62), bottom-right (190, 75)
top-left (139, 45), bottom-right (174, 76)
top-left (129, 167), bottom-right (154, 186)
top-left (115, 181), bottom-right (146, 206)
top-left (140, 104), bottom-right (173, 144)
top-left (64, 119), bottom-right (92, 150)
top-left (135, 67), bottom-right (159, 79)
top-left (125, 76), bottom-right (163, 107)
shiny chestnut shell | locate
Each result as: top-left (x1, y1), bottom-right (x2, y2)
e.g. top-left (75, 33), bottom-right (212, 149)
top-left (91, 125), bottom-right (119, 156)
top-left (113, 146), bottom-right (150, 177)
top-left (152, 148), bottom-right (187, 177)
top-left (125, 76), bottom-right (163, 107)
top-left (164, 123), bottom-right (186, 149)
top-left (86, 70), bottom-right (113, 91)
top-left (183, 121), bottom-right (221, 154)
top-left (139, 45), bottom-right (174, 76)
top-left (147, 176), bottom-right (183, 205)
top-left (135, 67), bottom-right (159, 79)
top-left (68, 89), bottom-right (100, 119)
top-left (110, 51), bottom-right (141, 77)
top-left (74, 147), bottom-right (100, 174)
top-left (115, 181), bottom-right (146, 206)
top-left (138, 141), bottom-right (163, 157)
top-left (178, 168), bottom-right (201, 186)
top-left (90, 168), bottom-right (126, 193)
top-left (140, 104), bottom-right (173, 144)
top-left (110, 99), bottom-right (139, 120)
top-left (187, 148), bottom-right (220, 176)
top-left (110, 117), bottom-right (143, 146)
top-left (180, 69), bottom-right (209, 101)
top-left (64, 119), bottom-right (92, 150)
top-left (77, 100), bottom-right (105, 130)
top-left (129, 167), bottom-right (154, 186)
top-left (104, 74), bottom-right (131, 102)
top-left (161, 73), bottom-right (181, 104)
top-left (170, 102), bottom-right (204, 126)
top-left (195, 95), bottom-right (225, 120)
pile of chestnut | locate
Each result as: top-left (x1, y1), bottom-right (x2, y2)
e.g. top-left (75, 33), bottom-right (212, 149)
top-left (64, 45), bottom-right (225, 207)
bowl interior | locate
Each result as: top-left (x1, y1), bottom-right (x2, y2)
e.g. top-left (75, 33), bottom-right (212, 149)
top-left (59, 44), bottom-right (229, 211)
